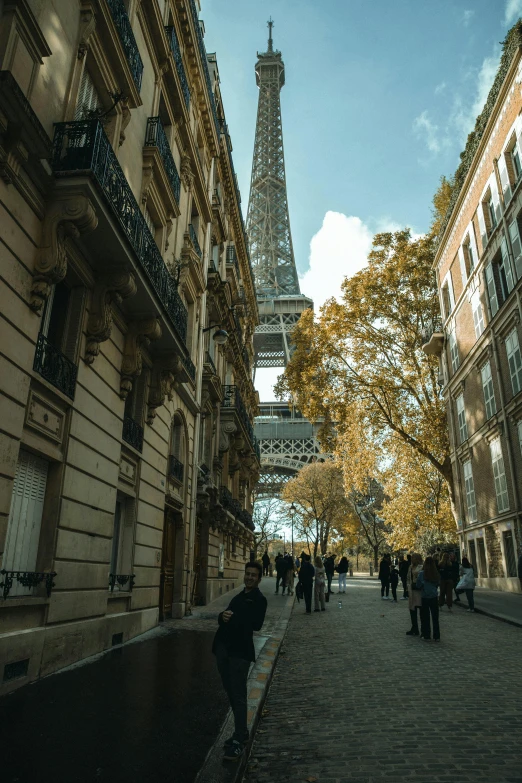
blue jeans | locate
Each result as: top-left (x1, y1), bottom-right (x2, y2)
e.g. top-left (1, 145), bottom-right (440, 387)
top-left (456, 588), bottom-right (474, 610)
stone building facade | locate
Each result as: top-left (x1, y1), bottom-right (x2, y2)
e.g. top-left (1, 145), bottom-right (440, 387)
top-left (425, 22), bottom-right (522, 593)
top-left (0, 0), bottom-right (259, 694)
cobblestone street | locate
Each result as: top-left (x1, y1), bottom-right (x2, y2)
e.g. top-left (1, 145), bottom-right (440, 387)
top-left (244, 577), bottom-right (522, 783)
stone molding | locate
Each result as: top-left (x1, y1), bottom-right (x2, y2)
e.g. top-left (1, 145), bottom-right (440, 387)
top-left (85, 271), bottom-right (137, 364)
top-left (120, 318), bottom-right (161, 399)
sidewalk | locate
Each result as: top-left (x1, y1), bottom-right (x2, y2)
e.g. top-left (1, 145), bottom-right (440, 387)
top-left (454, 584), bottom-right (522, 626)
top-left (0, 576), bottom-right (291, 783)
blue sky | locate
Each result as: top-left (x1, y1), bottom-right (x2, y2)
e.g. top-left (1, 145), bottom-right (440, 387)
top-left (202, 0), bottom-right (522, 397)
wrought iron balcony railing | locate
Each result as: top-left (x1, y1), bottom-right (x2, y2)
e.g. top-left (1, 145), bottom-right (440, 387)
top-left (188, 223), bottom-right (202, 258)
top-left (106, 0), bottom-right (143, 91)
top-left (238, 509), bottom-right (254, 530)
top-left (108, 573), bottom-right (135, 592)
top-left (33, 332), bottom-right (77, 400)
top-left (164, 25), bottom-right (190, 108)
top-left (253, 434), bottom-right (261, 462)
top-left (169, 455), bottom-right (184, 482)
top-left (145, 117), bottom-right (181, 203)
top-left (226, 245), bottom-right (240, 276)
top-left (122, 415), bottom-right (143, 452)
top-left (222, 385), bottom-right (255, 446)
top-left (204, 350), bottom-right (217, 375)
top-left (182, 354), bottom-right (196, 382)
top-left (220, 486), bottom-right (240, 518)
top-left (188, 0), bottom-right (219, 134)
top-left (0, 569), bottom-right (56, 600)
top-left (52, 120), bottom-right (188, 344)
top-left (421, 316), bottom-right (444, 346)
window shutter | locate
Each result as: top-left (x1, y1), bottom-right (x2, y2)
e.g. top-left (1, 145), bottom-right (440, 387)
top-left (75, 67), bottom-right (101, 120)
top-left (498, 155), bottom-right (511, 203)
top-left (468, 223), bottom-right (479, 268)
top-left (477, 205), bottom-right (487, 248)
top-left (485, 264), bottom-right (498, 316)
top-left (471, 291), bottom-right (484, 338)
top-left (500, 236), bottom-right (515, 293)
top-left (458, 246), bottom-right (467, 284)
top-left (491, 175), bottom-right (502, 223)
top-left (62, 287), bottom-right (86, 363)
top-left (3, 451), bottom-right (49, 579)
top-left (508, 220), bottom-right (522, 279)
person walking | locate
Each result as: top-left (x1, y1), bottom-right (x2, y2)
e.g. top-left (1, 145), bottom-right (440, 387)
top-left (213, 561), bottom-right (267, 761)
top-left (416, 556), bottom-right (441, 642)
top-left (313, 555), bottom-right (326, 611)
top-left (261, 550), bottom-right (270, 577)
top-left (449, 552), bottom-right (460, 602)
top-left (406, 553), bottom-right (424, 636)
top-left (390, 561), bottom-right (399, 602)
top-left (438, 552), bottom-right (454, 610)
top-left (456, 556), bottom-right (476, 612)
top-left (324, 554), bottom-right (335, 595)
top-left (275, 553), bottom-right (285, 594)
top-left (398, 555), bottom-right (410, 599)
top-left (378, 554), bottom-right (391, 599)
top-left (285, 555), bottom-right (295, 596)
top-left (298, 553), bottom-right (315, 614)
top-left (337, 556), bottom-right (349, 593)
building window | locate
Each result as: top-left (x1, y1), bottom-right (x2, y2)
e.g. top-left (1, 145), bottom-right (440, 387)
top-left (490, 437), bottom-right (509, 513)
top-left (456, 393), bottom-right (467, 443)
top-left (75, 67), bottom-right (101, 119)
top-left (110, 500), bottom-right (123, 577)
top-left (485, 238), bottom-right (514, 318)
top-left (470, 290), bottom-right (484, 339)
top-left (448, 326), bottom-right (459, 373)
top-left (480, 361), bottom-right (496, 420)
top-left (508, 218), bottom-right (522, 278)
top-left (517, 420), bottom-right (522, 455)
top-left (502, 530), bottom-right (518, 577)
top-left (506, 328), bottom-right (522, 396)
top-left (487, 196), bottom-right (497, 230)
top-left (463, 240), bottom-right (475, 276)
top-left (463, 460), bottom-right (477, 523)
top-left (441, 276), bottom-right (454, 320)
top-left (476, 537), bottom-right (488, 577)
top-left (512, 140), bottom-right (522, 181)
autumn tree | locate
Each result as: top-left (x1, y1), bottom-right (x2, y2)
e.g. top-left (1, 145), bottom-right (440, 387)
top-left (281, 461), bottom-right (356, 557)
top-left (275, 227), bottom-right (456, 519)
top-left (252, 495), bottom-right (282, 558)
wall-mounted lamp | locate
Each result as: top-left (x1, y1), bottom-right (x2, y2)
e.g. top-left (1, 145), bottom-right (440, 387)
top-left (203, 324), bottom-right (229, 345)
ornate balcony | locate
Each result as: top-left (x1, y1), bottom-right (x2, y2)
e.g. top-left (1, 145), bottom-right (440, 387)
top-left (182, 354), bottom-right (196, 383)
top-left (0, 570), bottom-right (56, 600)
top-left (144, 116), bottom-right (181, 204)
top-left (204, 351), bottom-right (217, 375)
top-left (122, 415), bottom-right (143, 452)
top-left (222, 385), bottom-right (259, 461)
top-left (33, 332), bottom-right (77, 400)
top-left (169, 455), bottom-right (184, 483)
top-left (226, 245), bottom-right (240, 276)
top-left (238, 509), bottom-right (254, 531)
top-left (106, 0), bottom-right (143, 91)
top-left (52, 120), bottom-right (188, 345)
top-left (164, 26), bottom-right (190, 108)
top-left (108, 573), bottom-right (135, 592)
top-left (421, 316), bottom-right (445, 357)
top-left (188, 0), bottom-right (219, 134)
top-left (188, 223), bottom-right (202, 258)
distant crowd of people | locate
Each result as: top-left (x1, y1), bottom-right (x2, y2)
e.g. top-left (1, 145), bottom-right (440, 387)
top-left (261, 551), bottom-right (350, 614)
top-left (378, 550), bottom-right (476, 642)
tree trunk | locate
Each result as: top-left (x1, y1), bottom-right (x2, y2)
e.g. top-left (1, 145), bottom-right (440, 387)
top-left (441, 455), bottom-right (458, 524)
top-left (374, 545), bottom-right (379, 570)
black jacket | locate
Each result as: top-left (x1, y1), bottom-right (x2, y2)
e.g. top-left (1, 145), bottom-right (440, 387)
top-left (337, 559), bottom-right (349, 574)
top-left (378, 559), bottom-right (391, 580)
top-left (390, 566), bottom-right (399, 585)
top-left (261, 553), bottom-right (270, 565)
top-left (212, 587), bottom-right (267, 662)
top-left (275, 556), bottom-right (286, 576)
top-left (398, 560), bottom-right (409, 579)
top-left (298, 561), bottom-right (315, 586)
top-left (324, 556), bottom-right (335, 575)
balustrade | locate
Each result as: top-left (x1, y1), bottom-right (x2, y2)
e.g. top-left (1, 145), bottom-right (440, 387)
top-left (144, 116), bottom-right (181, 203)
top-left (164, 25), bottom-right (190, 108)
top-left (106, 0), bottom-right (143, 90)
top-left (33, 333), bottom-right (77, 400)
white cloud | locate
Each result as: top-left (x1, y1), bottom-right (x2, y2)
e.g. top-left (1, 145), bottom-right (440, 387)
top-left (462, 9), bottom-right (475, 26)
top-left (299, 211), bottom-right (373, 309)
top-left (504, 0), bottom-right (522, 26)
top-left (434, 81), bottom-right (446, 95)
top-left (413, 110), bottom-right (444, 154)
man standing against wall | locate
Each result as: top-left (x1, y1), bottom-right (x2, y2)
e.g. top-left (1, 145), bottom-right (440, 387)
top-left (213, 562), bottom-right (267, 761)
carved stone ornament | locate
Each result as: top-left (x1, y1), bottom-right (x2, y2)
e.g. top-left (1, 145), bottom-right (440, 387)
top-left (119, 98), bottom-right (132, 147)
top-left (31, 196), bottom-right (98, 314)
top-left (120, 318), bottom-right (162, 400)
top-left (147, 356), bottom-right (183, 424)
top-left (85, 271), bottom-right (137, 364)
top-left (180, 152), bottom-right (195, 190)
top-left (78, 7), bottom-right (96, 60)
top-left (219, 420), bottom-right (237, 453)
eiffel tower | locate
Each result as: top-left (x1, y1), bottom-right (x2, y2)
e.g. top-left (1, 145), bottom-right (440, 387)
top-left (248, 20), bottom-right (322, 493)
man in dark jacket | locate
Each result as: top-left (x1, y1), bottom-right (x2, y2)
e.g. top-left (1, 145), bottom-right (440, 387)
top-left (275, 553), bottom-right (286, 594)
top-left (324, 554), bottom-right (335, 595)
top-left (261, 550), bottom-right (270, 576)
top-left (398, 555), bottom-right (410, 599)
top-left (378, 554), bottom-right (391, 599)
top-left (298, 553), bottom-right (315, 614)
top-left (213, 561), bottom-right (267, 761)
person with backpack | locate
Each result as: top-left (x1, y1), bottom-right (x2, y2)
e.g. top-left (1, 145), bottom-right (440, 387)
top-left (298, 553), bottom-right (315, 614)
top-left (336, 556), bottom-right (349, 593)
top-left (324, 554), bottom-right (335, 595)
top-left (455, 556), bottom-right (476, 612)
top-left (313, 555), bottom-right (326, 611)
top-left (416, 556), bottom-right (441, 642)
top-left (378, 554), bottom-right (391, 599)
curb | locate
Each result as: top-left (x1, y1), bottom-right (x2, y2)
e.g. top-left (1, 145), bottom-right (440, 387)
top-left (194, 596), bottom-right (295, 783)
top-left (453, 599), bottom-right (522, 628)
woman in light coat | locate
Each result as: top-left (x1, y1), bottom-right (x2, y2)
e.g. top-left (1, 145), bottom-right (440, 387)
top-left (456, 556), bottom-right (476, 612)
top-left (406, 553), bottom-right (423, 636)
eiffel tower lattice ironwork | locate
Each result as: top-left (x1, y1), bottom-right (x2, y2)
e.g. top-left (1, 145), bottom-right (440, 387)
top-left (247, 21), bottom-right (323, 494)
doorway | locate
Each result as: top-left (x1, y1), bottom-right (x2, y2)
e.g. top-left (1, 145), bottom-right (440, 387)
top-left (159, 508), bottom-right (180, 620)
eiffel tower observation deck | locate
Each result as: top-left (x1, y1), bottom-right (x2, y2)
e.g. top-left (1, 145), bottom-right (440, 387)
top-left (247, 21), bottom-right (322, 492)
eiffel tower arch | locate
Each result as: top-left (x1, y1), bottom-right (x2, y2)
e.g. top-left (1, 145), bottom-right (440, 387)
top-left (247, 21), bottom-right (323, 494)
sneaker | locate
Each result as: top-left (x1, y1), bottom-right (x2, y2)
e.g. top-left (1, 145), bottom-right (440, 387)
top-left (381, 596), bottom-right (386, 600)
top-left (421, 637), bottom-right (431, 642)
top-left (400, 596), bottom-right (408, 600)
top-left (467, 609), bottom-right (475, 613)
top-left (433, 639), bottom-right (441, 643)
top-left (223, 733), bottom-right (249, 749)
top-left (223, 740), bottom-right (244, 761)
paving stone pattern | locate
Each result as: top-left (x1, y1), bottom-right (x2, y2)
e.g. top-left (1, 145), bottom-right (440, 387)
top-left (244, 577), bottom-right (522, 783)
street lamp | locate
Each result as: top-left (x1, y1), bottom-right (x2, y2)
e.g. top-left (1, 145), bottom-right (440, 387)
top-left (289, 503), bottom-right (296, 556)
top-left (202, 324), bottom-right (229, 345)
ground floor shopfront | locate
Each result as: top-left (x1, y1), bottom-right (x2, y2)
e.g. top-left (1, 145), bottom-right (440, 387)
top-left (459, 516), bottom-right (522, 592)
